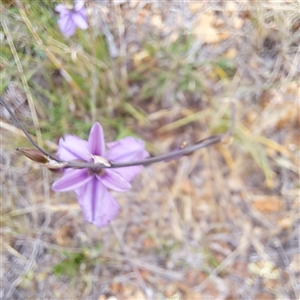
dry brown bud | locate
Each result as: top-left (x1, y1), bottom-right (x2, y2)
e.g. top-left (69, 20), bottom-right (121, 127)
top-left (17, 148), bottom-right (48, 163)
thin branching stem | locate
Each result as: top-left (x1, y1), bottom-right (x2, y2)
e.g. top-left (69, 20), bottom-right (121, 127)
top-left (0, 96), bottom-right (235, 169)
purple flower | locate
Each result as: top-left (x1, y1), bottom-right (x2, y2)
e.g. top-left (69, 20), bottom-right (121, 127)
top-left (55, 0), bottom-right (88, 37)
top-left (52, 122), bottom-right (149, 227)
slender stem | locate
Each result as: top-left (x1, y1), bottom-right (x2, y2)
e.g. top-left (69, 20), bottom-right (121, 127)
top-left (64, 135), bottom-right (223, 169)
top-left (1, 96), bottom-right (235, 170)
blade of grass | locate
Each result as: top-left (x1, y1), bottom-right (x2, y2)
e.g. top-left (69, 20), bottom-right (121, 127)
top-left (1, 18), bottom-right (43, 147)
top-left (158, 108), bottom-right (212, 133)
top-left (122, 102), bottom-right (149, 125)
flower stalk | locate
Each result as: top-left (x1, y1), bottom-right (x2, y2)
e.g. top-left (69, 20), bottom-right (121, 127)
top-left (0, 96), bottom-right (234, 170)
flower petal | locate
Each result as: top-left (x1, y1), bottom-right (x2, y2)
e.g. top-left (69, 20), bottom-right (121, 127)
top-left (106, 137), bottom-right (149, 182)
top-left (113, 165), bottom-right (143, 182)
top-left (72, 11), bottom-right (88, 30)
top-left (58, 15), bottom-right (77, 37)
top-left (74, 0), bottom-right (85, 11)
top-left (88, 122), bottom-right (106, 156)
top-left (55, 4), bottom-right (69, 14)
top-left (52, 169), bottom-right (92, 191)
top-left (106, 137), bottom-right (148, 161)
top-left (77, 177), bottom-right (120, 227)
top-left (98, 169), bottom-right (131, 192)
top-left (57, 134), bottom-right (90, 161)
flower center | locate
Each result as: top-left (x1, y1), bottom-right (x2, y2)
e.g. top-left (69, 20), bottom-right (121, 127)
top-left (97, 169), bottom-right (105, 176)
top-left (88, 167), bottom-right (105, 177)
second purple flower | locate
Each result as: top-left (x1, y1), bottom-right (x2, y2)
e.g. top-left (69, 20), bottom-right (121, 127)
top-left (55, 0), bottom-right (89, 37)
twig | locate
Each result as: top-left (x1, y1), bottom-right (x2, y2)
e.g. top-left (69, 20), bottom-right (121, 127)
top-left (194, 224), bottom-right (251, 293)
top-left (110, 224), bottom-right (153, 298)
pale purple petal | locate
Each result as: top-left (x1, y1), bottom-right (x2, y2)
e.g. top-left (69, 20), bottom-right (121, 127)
top-left (55, 4), bottom-right (69, 14)
top-left (77, 8), bottom-right (87, 19)
top-left (77, 177), bottom-right (120, 227)
top-left (58, 15), bottom-right (77, 37)
top-left (106, 137), bottom-right (149, 182)
top-left (57, 135), bottom-right (90, 161)
top-left (113, 165), bottom-right (143, 182)
top-left (74, 185), bottom-right (84, 196)
top-left (74, 0), bottom-right (85, 11)
top-left (72, 12), bottom-right (88, 30)
top-left (106, 137), bottom-right (148, 162)
top-left (52, 169), bottom-right (92, 191)
top-left (88, 122), bottom-right (105, 156)
top-left (98, 169), bottom-right (131, 192)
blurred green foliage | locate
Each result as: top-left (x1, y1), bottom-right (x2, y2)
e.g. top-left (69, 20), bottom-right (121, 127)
top-left (52, 244), bottom-right (102, 278)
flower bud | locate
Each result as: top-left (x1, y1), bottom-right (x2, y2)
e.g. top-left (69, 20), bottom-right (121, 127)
top-left (17, 148), bottom-right (48, 163)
